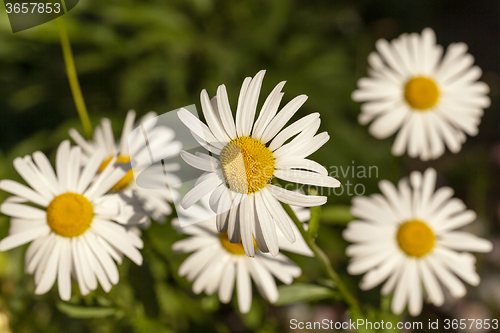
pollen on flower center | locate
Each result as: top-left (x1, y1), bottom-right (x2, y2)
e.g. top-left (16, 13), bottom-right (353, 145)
top-left (219, 233), bottom-right (257, 255)
top-left (396, 219), bottom-right (435, 257)
top-left (404, 77), bottom-right (440, 110)
top-left (99, 155), bottom-right (134, 192)
top-left (47, 192), bottom-right (94, 238)
top-left (219, 136), bottom-right (275, 194)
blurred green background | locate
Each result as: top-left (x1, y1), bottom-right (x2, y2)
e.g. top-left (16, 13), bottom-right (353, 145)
top-left (0, 0), bottom-right (499, 332)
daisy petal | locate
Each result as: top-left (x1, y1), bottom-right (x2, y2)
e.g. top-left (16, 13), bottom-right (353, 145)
top-left (218, 259), bottom-right (236, 303)
top-left (254, 193), bottom-right (279, 256)
top-left (236, 259), bottom-right (252, 313)
top-left (216, 84), bottom-right (237, 139)
top-left (119, 110), bottom-right (137, 155)
top-left (239, 194), bottom-right (256, 257)
top-left (247, 259), bottom-right (279, 302)
top-left (267, 184), bottom-right (327, 207)
top-left (13, 157), bottom-right (53, 199)
top-left (418, 259), bottom-right (444, 306)
top-left (69, 128), bottom-right (94, 155)
top-left (260, 189), bottom-right (295, 243)
top-left (274, 132), bottom-right (329, 161)
top-left (438, 232), bottom-right (492, 252)
top-left (77, 149), bottom-right (106, 194)
top-left (0, 180), bottom-right (49, 207)
top-left (92, 220), bottom-right (142, 266)
top-left (369, 106), bottom-right (409, 139)
top-left (56, 140), bottom-right (71, 192)
top-left (0, 225), bottom-right (50, 251)
top-left (32, 151), bottom-right (61, 194)
top-left (275, 158), bottom-right (328, 175)
top-left (76, 238), bottom-right (98, 291)
top-left (227, 194), bottom-right (243, 243)
top-left (180, 150), bottom-right (220, 172)
top-left (274, 169), bottom-right (340, 188)
top-left (260, 95), bottom-right (308, 144)
top-left (259, 254), bottom-right (301, 284)
top-left (235, 77), bottom-right (252, 137)
top-left (100, 118), bottom-right (117, 155)
top-left (66, 146), bottom-right (81, 192)
top-left (71, 238), bottom-right (91, 296)
top-left (181, 172), bottom-right (222, 209)
top-left (35, 238), bottom-right (62, 295)
top-left (252, 82), bottom-right (286, 140)
top-left (268, 113), bottom-right (320, 151)
top-left (84, 232), bottom-right (119, 284)
top-left (0, 202), bottom-right (46, 220)
top-left (57, 238), bottom-right (72, 301)
top-left (391, 260), bottom-right (410, 315)
top-left (239, 70), bottom-right (266, 137)
top-left (177, 108), bottom-right (225, 151)
top-left (426, 254), bottom-right (466, 298)
top-left (201, 89), bottom-right (231, 143)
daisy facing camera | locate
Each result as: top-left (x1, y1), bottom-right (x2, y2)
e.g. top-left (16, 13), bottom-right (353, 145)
top-left (353, 28), bottom-right (491, 161)
top-left (343, 168), bottom-right (493, 316)
top-left (172, 195), bottom-right (313, 314)
top-left (0, 141), bottom-right (144, 300)
top-left (178, 70), bottom-right (341, 258)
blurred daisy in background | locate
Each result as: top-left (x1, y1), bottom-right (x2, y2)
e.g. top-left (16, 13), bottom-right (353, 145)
top-left (172, 195), bottom-right (312, 313)
top-left (353, 28), bottom-right (490, 161)
top-left (70, 110), bottom-right (182, 225)
top-left (343, 168), bottom-right (492, 316)
top-left (178, 70), bottom-right (340, 258)
top-left (0, 140), bottom-right (143, 300)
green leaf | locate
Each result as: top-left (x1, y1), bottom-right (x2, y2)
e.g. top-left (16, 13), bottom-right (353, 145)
top-left (57, 302), bottom-right (118, 318)
top-left (307, 189), bottom-right (321, 238)
top-left (133, 316), bottom-right (173, 333)
top-left (129, 259), bottom-right (160, 317)
top-left (275, 283), bottom-right (337, 305)
top-left (308, 207), bottom-right (321, 238)
top-left (321, 205), bottom-right (354, 225)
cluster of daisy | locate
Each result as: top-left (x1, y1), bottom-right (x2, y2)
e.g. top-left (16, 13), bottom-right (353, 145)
top-left (0, 27), bottom-right (493, 319)
top-left (347, 28), bottom-right (493, 316)
top-left (0, 110), bottom-right (180, 300)
top-left (0, 70), bottom-right (339, 312)
top-left (173, 70), bottom-right (340, 312)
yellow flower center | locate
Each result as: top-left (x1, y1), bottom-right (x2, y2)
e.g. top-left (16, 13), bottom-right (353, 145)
top-left (98, 155), bottom-right (134, 192)
top-left (46, 193), bottom-right (94, 238)
top-left (404, 77), bottom-right (440, 110)
top-left (396, 220), bottom-right (435, 257)
top-left (219, 136), bottom-right (275, 194)
top-left (219, 233), bottom-right (257, 255)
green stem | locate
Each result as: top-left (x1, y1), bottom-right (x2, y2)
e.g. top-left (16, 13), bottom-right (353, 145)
top-left (273, 181), bottom-right (361, 313)
top-left (54, 16), bottom-right (92, 139)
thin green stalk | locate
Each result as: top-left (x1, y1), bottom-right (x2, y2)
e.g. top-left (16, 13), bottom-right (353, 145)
top-left (54, 16), bottom-right (92, 139)
top-left (60, 0), bottom-right (68, 13)
top-left (273, 181), bottom-right (360, 313)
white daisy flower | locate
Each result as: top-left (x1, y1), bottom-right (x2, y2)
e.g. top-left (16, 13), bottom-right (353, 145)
top-left (172, 196), bottom-right (312, 313)
top-left (343, 168), bottom-right (493, 316)
top-left (178, 70), bottom-right (340, 257)
top-left (352, 28), bottom-right (490, 161)
top-left (70, 110), bottom-right (182, 225)
top-left (0, 140), bottom-right (144, 300)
